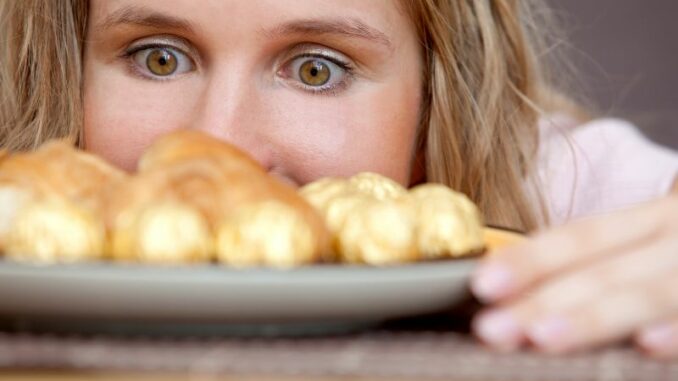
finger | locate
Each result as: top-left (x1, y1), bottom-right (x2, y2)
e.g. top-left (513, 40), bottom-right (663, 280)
top-left (519, 236), bottom-right (678, 314)
top-left (473, 308), bottom-right (526, 352)
top-left (636, 320), bottom-right (678, 359)
top-left (474, 236), bottom-right (678, 352)
top-left (525, 273), bottom-right (678, 354)
top-left (471, 198), bottom-right (675, 302)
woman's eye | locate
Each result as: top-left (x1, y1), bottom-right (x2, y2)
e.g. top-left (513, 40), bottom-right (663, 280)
top-left (130, 46), bottom-right (194, 78)
top-left (299, 60), bottom-right (331, 86)
top-left (285, 56), bottom-right (348, 91)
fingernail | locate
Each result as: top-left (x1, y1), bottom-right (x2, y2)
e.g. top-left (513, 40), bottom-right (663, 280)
top-left (528, 316), bottom-right (571, 352)
top-left (638, 324), bottom-right (674, 350)
top-left (471, 263), bottom-right (514, 302)
top-left (474, 310), bottom-right (522, 351)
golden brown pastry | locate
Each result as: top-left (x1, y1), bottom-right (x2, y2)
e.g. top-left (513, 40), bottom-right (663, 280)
top-left (0, 140), bottom-right (126, 209)
top-left (106, 129), bottom-right (330, 266)
top-left (300, 172), bottom-right (407, 211)
top-left (299, 177), bottom-right (353, 213)
top-left (0, 141), bottom-right (125, 261)
top-left (138, 131), bottom-right (328, 237)
top-left (110, 200), bottom-right (212, 264)
top-left (299, 172), bottom-right (405, 228)
top-left (338, 199), bottom-right (418, 264)
top-left (348, 172), bottom-right (408, 201)
top-left (5, 198), bottom-right (105, 263)
top-left (409, 184), bottom-right (485, 258)
top-left (301, 173), bottom-right (486, 265)
top-left (321, 192), bottom-right (371, 259)
top-left (216, 201), bottom-right (316, 268)
top-left (301, 172), bottom-right (417, 264)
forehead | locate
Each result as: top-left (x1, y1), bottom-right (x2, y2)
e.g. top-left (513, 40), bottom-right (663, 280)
top-left (89, 0), bottom-right (413, 46)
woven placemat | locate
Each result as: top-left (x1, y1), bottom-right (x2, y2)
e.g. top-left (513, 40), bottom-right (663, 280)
top-left (1, 324), bottom-right (677, 381)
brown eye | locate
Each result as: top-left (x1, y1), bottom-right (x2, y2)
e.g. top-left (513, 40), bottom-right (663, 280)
top-left (130, 44), bottom-right (194, 79)
top-left (282, 53), bottom-right (350, 94)
top-left (146, 49), bottom-right (177, 76)
top-left (298, 60), bottom-right (331, 86)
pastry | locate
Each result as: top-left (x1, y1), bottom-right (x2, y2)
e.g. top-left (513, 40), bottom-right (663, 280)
top-left (110, 200), bottom-right (213, 264)
top-left (106, 130), bottom-right (329, 266)
top-left (0, 141), bottom-right (125, 261)
top-left (5, 198), bottom-right (105, 263)
top-left (216, 200), bottom-right (316, 268)
top-left (348, 172), bottom-right (408, 201)
top-left (338, 199), bottom-right (418, 264)
top-left (301, 172), bottom-right (415, 264)
top-left (409, 183), bottom-right (484, 258)
top-left (301, 173), bottom-right (485, 264)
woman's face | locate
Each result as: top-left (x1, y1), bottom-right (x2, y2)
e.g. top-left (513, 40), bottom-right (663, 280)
top-left (83, 0), bottom-right (423, 186)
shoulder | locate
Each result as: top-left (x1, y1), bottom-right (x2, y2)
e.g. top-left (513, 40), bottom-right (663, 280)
top-left (537, 115), bottom-right (678, 225)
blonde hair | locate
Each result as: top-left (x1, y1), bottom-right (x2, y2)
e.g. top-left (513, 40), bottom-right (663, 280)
top-left (0, 0), bottom-right (579, 231)
top-left (403, 0), bottom-right (584, 230)
top-left (0, 0), bottom-right (87, 150)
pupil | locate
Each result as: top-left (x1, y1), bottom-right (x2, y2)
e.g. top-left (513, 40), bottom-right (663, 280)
top-left (158, 55), bottom-right (167, 66)
top-left (310, 67), bottom-right (318, 76)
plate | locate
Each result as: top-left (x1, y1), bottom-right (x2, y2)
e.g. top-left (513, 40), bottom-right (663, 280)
top-left (0, 228), bottom-right (523, 334)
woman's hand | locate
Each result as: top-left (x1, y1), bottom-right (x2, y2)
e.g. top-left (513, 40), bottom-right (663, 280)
top-left (470, 189), bottom-right (678, 358)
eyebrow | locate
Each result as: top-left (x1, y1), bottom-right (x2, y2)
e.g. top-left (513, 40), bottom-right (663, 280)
top-left (97, 5), bottom-right (197, 34)
top-left (97, 7), bottom-right (392, 50)
top-left (263, 18), bottom-right (393, 49)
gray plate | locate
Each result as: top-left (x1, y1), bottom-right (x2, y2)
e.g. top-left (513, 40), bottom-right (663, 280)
top-left (0, 259), bottom-right (477, 334)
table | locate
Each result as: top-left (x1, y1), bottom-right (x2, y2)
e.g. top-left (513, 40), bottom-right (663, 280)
top-left (2, 372), bottom-right (384, 381)
top-left (1, 326), bottom-right (676, 381)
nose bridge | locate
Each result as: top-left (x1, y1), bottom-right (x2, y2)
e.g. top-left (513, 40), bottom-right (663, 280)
top-left (191, 65), bottom-right (272, 168)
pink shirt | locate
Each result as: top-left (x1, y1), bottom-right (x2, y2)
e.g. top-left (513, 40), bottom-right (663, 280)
top-left (538, 116), bottom-right (678, 225)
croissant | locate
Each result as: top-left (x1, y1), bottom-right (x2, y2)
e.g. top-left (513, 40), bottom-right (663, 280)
top-left (106, 130), bottom-right (330, 266)
top-left (0, 141), bottom-right (126, 262)
top-left (0, 140), bottom-right (125, 207)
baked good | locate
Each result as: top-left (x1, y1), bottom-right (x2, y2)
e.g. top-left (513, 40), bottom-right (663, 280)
top-left (409, 183), bottom-right (484, 258)
top-left (0, 141), bottom-right (125, 262)
top-left (106, 130), bottom-right (329, 266)
top-left (301, 173), bottom-right (485, 264)
top-left (5, 198), bottom-right (105, 263)
top-left (109, 200), bottom-right (213, 264)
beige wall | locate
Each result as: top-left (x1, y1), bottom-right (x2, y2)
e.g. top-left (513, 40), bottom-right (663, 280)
top-left (546, 0), bottom-right (678, 148)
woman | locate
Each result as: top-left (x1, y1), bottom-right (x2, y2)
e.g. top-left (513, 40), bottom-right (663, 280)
top-left (1, 0), bottom-right (677, 356)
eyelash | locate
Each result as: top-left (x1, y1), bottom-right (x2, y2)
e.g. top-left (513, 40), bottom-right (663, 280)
top-left (120, 42), bottom-right (356, 95)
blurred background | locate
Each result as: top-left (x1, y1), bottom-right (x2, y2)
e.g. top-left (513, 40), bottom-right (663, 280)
top-left (546, 0), bottom-right (678, 149)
